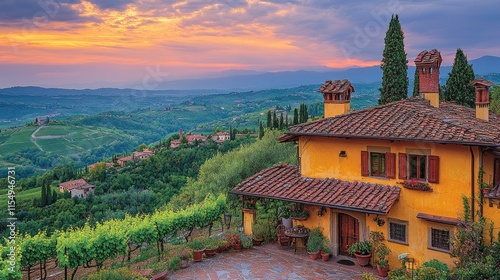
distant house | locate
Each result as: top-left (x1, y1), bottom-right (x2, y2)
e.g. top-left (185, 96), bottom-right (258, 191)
top-left (58, 179), bottom-right (95, 198)
top-left (133, 148), bottom-right (154, 159)
top-left (116, 156), bottom-right (133, 167)
top-left (170, 129), bottom-right (207, 148)
top-left (87, 162), bottom-right (114, 170)
top-left (211, 132), bottom-right (230, 144)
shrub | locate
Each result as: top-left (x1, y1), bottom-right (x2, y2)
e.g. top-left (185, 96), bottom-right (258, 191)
top-left (307, 227), bottom-right (326, 253)
top-left (252, 220), bottom-right (268, 240)
top-left (240, 233), bottom-right (253, 248)
top-left (85, 267), bottom-right (147, 280)
top-left (415, 267), bottom-right (441, 280)
top-left (421, 259), bottom-right (448, 280)
top-left (167, 256), bottom-right (181, 272)
top-left (361, 272), bottom-right (378, 280)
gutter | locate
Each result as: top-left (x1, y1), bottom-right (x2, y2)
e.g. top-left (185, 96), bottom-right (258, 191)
top-left (470, 146), bottom-right (475, 221)
top-left (479, 147), bottom-right (484, 217)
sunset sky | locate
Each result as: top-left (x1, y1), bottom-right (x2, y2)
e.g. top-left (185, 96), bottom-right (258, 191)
top-left (1, 0), bottom-right (499, 88)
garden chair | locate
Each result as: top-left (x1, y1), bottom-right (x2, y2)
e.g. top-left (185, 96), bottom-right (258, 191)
top-left (276, 224), bottom-right (291, 247)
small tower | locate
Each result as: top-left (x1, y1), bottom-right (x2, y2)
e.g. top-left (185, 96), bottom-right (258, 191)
top-left (415, 49), bottom-right (442, 107)
top-left (318, 79), bottom-right (354, 118)
top-left (470, 78), bottom-right (494, 121)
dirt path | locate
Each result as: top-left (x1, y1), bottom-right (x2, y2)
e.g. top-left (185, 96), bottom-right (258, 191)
top-left (30, 125), bottom-right (45, 151)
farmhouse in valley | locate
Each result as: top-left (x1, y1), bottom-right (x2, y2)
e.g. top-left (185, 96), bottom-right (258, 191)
top-left (58, 179), bottom-right (96, 198)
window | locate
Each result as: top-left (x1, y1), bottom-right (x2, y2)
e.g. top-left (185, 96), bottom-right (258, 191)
top-left (370, 152), bottom-right (386, 177)
top-left (388, 219), bottom-right (408, 244)
top-left (361, 149), bottom-right (395, 178)
top-left (399, 153), bottom-right (439, 183)
top-left (429, 228), bottom-right (450, 252)
top-left (409, 154), bottom-right (427, 180)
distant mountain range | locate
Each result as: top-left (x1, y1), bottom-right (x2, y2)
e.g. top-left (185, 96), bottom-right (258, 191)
top-left (151, 55), bottom-right (500, 91)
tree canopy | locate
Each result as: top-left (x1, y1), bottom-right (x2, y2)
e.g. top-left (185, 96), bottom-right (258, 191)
top-left (443, 49), bottom-right (476, 107)
top-left (379, 14), bottom-right (408, 105)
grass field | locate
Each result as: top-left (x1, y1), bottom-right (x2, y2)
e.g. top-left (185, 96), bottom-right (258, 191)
top-left (0, 186), bottom-right (44, 215)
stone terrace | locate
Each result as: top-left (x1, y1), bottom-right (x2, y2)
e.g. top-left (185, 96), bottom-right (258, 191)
top-left (170, 243), bottom-right (381, 280)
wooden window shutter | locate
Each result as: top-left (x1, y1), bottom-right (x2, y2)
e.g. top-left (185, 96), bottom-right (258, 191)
top-left (428, 155), bottom-right (440, 183)
top-left (361, 151), bottom-right (369, 176)
top-left (398, 153), bottom-right (407, 179)
top-left (386, 153), bottom-right (396, 179)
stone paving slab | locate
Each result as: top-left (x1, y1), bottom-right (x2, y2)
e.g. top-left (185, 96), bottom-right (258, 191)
top-left (170, 243), bottom-right (381, 280)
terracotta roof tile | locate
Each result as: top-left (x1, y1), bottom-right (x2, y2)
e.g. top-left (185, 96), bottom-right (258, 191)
top-left (278, 97), bottom-right (500, 146)
top-left (414, 49), bottom-right (442, 65)
top-left (318, 79), bottom-right (354, 94)
top-left (230, 164), bottom-right (401, 215)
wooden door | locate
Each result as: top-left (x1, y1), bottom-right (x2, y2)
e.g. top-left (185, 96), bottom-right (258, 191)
top-left (338, 213), bottom-right (359, 256)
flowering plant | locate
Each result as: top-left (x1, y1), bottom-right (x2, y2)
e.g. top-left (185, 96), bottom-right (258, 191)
top-left (398, 252), bottom-right (410, 267)
top-left (398, 179), bottom-right (433, 192)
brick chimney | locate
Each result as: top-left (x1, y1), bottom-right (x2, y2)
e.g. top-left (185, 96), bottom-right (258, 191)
top-left (318, 79), bottom-right (354, 118)
top-left (470, 78), bottom-right (494, 121)
top-left (414, 49), bottom-right (442, 107)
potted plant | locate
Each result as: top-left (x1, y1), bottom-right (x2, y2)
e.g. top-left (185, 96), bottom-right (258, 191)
top-left (347, 240), bottom-right (373, 266)
top-left (204, 236), bottom-right (219, 257)
top-left (179, 248), bottom-right (192, 268)
top-left (291, 204), bottom-right (309, 221)
top-left (278, 205), bottom-right (292, 228)
top-left (375, 242), bottom-right (391, 277)
top-left (320, 246), bottom-right (331, 261)
top-left (227, 233), bottom-right (242, 251)
top-left (240, 233), bottom-right (253, 249)
top-left (252, 220), bottom-right (267, 245)
top-left (307, 227), bottom-right (325, 260)
top-left (188, 239), bottom-right (205, 262)
top-left (217, 240), bottom-right (228, 253)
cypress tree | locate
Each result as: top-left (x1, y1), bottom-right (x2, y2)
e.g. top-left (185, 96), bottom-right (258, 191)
top-left (279, 113), bottom-right (284, 130)
top-left (491, 85), bottom-right (500, 114)
top-left (51, 190), bottom-right (57, 204)
top-left (40, 183), bottom-right (46, 207)
top-left (412, 67), bottom-right (419, 97)
top-left (299, 104), bottom-right (308, 123)
top-left (273, 111), bottom-right (278, 129)
top-left (285, 114), bottom-right (289, 128)
top-left (443, 49), bottom-right (476, 107)
top-left (258, 121), bottom-right (264, 139)
top-left (379, 14), bottom-right (408, 104)
top-left (267, 110), bottom-right (272, 129)
top-left (293, 108), bottom-right (299, 125)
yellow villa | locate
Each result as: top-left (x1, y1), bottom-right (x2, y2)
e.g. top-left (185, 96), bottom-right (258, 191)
top-left (230, 49), bottom-right (500, 268)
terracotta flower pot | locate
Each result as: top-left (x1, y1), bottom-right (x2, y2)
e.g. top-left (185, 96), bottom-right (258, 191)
top-left (253, 238), bottom-right (264, 246)
top-left (321, 252), bottom-right (330, 261)
top-left (192, 249), bottom-right (205, 262)
top-left (377, 264), bottom-right (389, 277)
top-left (353, 253), bottom-right (372, 267)
top-left (308, 251), bottom-right (320, 260)
top-left (232, 243), bottom-right (243, 251)
top-left (205, 248), bottom-right (217, 257)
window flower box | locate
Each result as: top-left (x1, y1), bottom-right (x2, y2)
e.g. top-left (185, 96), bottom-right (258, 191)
top-left (398, 180), bottom-right (433, 192)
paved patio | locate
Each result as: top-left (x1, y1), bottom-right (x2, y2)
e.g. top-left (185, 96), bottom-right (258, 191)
top-left (170, 243), bottom-right (381, 280)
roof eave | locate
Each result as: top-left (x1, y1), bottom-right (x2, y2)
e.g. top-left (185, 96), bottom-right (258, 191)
top-left (279, 132), bottom-right (499, 147)
top-left (229, 189), bottom-right (395, 216)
